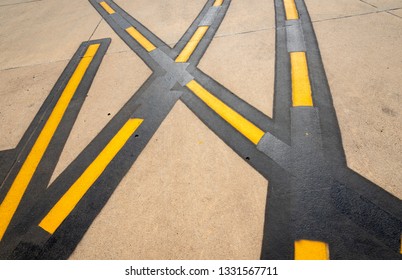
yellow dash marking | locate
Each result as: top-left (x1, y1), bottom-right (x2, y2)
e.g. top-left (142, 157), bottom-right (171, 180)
top-left (175, 26), bottom-right (209, 63)
top-left (283, 0), bottom-right (299, 20)
top-left (291, 52), bottom-right (313, 107)
top-left (99, 1), bottom-right (115, 14)
top-left (126, 27), bottom-right (156, 52)
top-left (0, 44), bottom-right (100, 241)
top-left (400, 235), bottom-right (402, 254)
top-left (186, 80), bottom-right (264, 145)
top-left (39, 119), bottom-right (143, 234)
top-left (213, 0), bottom-right (223, 6)
top-left (295, 240), bottom-right (330, 260)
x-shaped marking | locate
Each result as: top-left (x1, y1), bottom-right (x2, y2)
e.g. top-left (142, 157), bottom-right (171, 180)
top-left (0, 0), bottom-right (400, 259)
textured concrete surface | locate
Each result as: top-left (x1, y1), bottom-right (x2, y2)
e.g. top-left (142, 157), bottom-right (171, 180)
top-left (0, 0), bottom-right (401, 259)
top-left (0, 0), bottom-right (100, 70)
top-left (0, 62), bottom-right (66, 151)
top-left (70, 101), bottom-right (267, 260)
top-left (308, 2), bottom-right (402, 198)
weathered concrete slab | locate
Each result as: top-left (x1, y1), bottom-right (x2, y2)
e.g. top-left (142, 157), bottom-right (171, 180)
top-left (312, 12), bottom-right (402, 198)
top-left (70, 101), bottom-right (267, 259)
top-left (0, 0), bottom-right (100, 70)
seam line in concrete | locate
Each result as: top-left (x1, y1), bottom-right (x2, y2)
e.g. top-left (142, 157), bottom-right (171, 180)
top-left (311, 9), bottom-right (402, 24)
top-left (0, 0), bottom-right (42, 7)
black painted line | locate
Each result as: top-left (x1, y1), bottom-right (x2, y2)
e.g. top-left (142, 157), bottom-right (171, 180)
top-left (3, 0), bottom-right (400, 260)
top-left (0, 39), bottom-right (110, 204)
top-left (0, 150), bottom-right (16, 189)
top-left (199, 6), bottom-right (221, 26)
top-left (7, 75), bottom-right (183, 259)
top-left (171, 0), bottom-right (215, 56)
top-left (286, 20), bottom-right (306, 52)
top-left (296, 0), bottom-right (402, 254)
top-left (260, 0), bottom-right (402, 260)
top-left (89, 0), bottom-right (165, 71)
top-left (295, 0), bottom-right (347, 167)
top-left (0, 39), bottom-right (111, 258)
top-left (180, 87), bottom-right (285, 181)
top-left (272, 0), bottom-right (292, 144)
top-left (180, 0), bottom-right (231, 66)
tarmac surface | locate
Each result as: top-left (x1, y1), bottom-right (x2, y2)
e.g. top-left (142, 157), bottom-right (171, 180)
top-left (0, 0), bottom-right (401, 260)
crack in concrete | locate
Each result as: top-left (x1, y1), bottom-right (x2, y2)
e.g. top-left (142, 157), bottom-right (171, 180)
top-left (311, 8), bottom-right (402, 24)
top-left (0, 0), bottom-right (42, 8)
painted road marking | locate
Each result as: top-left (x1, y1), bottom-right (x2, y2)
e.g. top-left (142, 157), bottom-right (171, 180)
top-left (294, 240), bottom-right (330, 260)
top-left (199, 6), bottom-right (221, 27)
top-left (39, 119), bottom-right (143, 234)
top-left (175, 26), bottom-right (209, 63)
top-left (126, 27), bottom-right (156, 52)
top-left (291, 52), bottom-right (313, 107)
top-left (186, 80), bottom-right (265, 145)
top-left (0, 44), bottom-right (101, 242)
top-left (213, 0), bottom-right (223, 7)
top-left (286, 20), bottom-right (306, 53)
top-left (99, 1), bottom-right (115, 15)
top-left (283, 0), bottom-right (299, 20)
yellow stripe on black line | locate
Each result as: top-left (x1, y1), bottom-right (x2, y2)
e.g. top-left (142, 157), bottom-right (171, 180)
top-left (283, 0), bottom-right (299, 20)
top-left (291, 52), bottom-right (313, 107)
top-left (213, 0), bottom-right (224, 6)
top-left (294, 239), bottom-right (330, 260)
top-left (0, 44), bottom-right (101, 241)
top-left (186, 80), bottom-right (265, 145)
top-left (99, 1), bottom-right (115, 14)
top-left (125, 27), bottom-right (156, 52)
top-left (175, 26), bottom-right (209, 63)
top-left (39, 118), bottom-right (143, 234)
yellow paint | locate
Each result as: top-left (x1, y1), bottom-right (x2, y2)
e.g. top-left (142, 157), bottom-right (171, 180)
top-left (99, 1), bottom-right (115, 14)
top-left (213, 0), bottom-right (223, 6)
top-left (0, 44), bottom-right (100, 241)
top-left (291, 52), bottom-right (313, 107)
top-left (175, 26), bottom-right (209, 63)
top-left (126, 27), bottom-right (156, 52)
top-left (186, 80), bottom-right (265, 145)
top-left (295, 240), bottom-right (329, 260)
top-left (283, 0), bottom-right (299, 20)
top-left (39, 119), bottom-right (143, 234)
top-left (400, 235), bottom-right (402, 254)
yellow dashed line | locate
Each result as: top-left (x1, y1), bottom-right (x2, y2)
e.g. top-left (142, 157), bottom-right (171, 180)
top-left (186, 80), bottom-right (265, 145)
top-left (213, 0), bottom-right (224, 6)
top-left (39, 118), bottom-right (143, 234)
top-left (0, 44), bottom-right (101, 241)
top-left (175, 26), bottom-right (209, 63)
top-left (295, 240), bottom-right (330, 260)
top-left (126, 26), bottom-right (156, 52)
top-left (291, 52), bottom-right (313, 107)
top-left (99, 1), bottom-right (115, 15)
top-left (283, 0), bottom-right (299, 20)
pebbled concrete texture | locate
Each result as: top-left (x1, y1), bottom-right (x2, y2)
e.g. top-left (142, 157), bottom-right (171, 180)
top-left (70, 101), bottom-right (267, 260)
top-left (0, 62), bottom-right (66, 151)
top-left (312, 11), bottom-right (402, 198)
top-left (0, 0), bottom-right (43, 7)
top-left (0, 0), bottom-right (100, 70)
top-left (361, 0), bottom-right (402, 9)
top-left (304, 0), bottom-right (376, 21)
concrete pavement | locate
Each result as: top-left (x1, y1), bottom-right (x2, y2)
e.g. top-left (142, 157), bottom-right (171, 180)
top-left (0, 0), bottom-right (401, 259)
